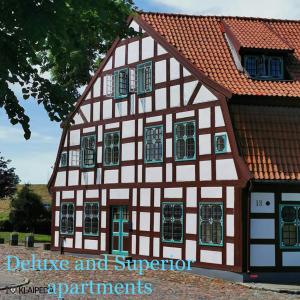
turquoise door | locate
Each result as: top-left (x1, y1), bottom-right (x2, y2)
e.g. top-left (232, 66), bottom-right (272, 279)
top-left (111, 206), bottom-right (129, 256)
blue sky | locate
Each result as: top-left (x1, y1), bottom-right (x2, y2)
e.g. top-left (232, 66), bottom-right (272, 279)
top-left (1, 0), bottom-right (299, 184)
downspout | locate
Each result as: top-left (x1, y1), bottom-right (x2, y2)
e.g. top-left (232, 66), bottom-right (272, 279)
top-left (246, 179), bottom-right (254, 274)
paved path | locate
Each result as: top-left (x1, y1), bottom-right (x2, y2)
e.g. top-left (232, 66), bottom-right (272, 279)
top-left (0, 271), bottom-right (29, 290)
top-left (0, 244), bottom-right (300, 299)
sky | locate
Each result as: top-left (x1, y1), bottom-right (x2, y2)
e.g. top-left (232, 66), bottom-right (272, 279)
top-left (1, 0), bottom-right (299, 184)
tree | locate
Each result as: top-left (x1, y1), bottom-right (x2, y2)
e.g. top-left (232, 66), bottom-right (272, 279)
top-left (0, 154), bottom-right (20, 199)
top-left (9, 184), bottom-right (51, 233)
top-left (0, 0), bottom-right (136, 139)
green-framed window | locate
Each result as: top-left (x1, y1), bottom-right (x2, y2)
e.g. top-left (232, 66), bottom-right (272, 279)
top-left (60, 203), bottom-right (74, 235)
top-left (60, 152), bottom-right (68, 167)
top-left (84, 202), bottom-right (99, 236)
top-left (114, 68), bottom-right (129, 99)
top-left (280, 205), bottom-right (300, 249)
top-left (144, 125), bottom-right (163, 163)
top-left (162, 202), bottom-right (183, 243)
top-left (214, 134), bottom-right (227, 154)
top-left (137, 61), bottom-right (152, 95)
top-left (174, 121), bottom-right (196, 161)
top-left (104, 131), bottom-right (120, 166)
top-left (80, 135), bottom-right (96, 168)
top-left (199, 203), bottom-right (223, 246)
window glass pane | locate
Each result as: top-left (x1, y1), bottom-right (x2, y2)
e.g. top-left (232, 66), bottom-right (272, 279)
top-left (67, 217), bottom-right (73, 233)
top-left (163, 204), bottom-right (172, 218)
top-left (186, 122), bottom-right (195, 136)
top-left (173, 204), bottom-right (182, 219)
top-left (123, 207), bottom-right (129, 220)
top-left (104, 147), bottom-right (112, 165)
top-left (85, 217), bottom-right (91, 234)
top-left (200, 205), bottom-right (211, 221)
top-left (186, 138), bottom-right (195, 158)
top-left (85, 204), bottom-right (91, 215)
top-left (212, 205), bottom-right (222, 221)
top-left (245, 56), bottom-right (257, 76)
top-left (176, 124), bottom-right (185, 138)
top-left (61, 217), bottom-right (67, 233)
top-left (176, 139), bottom-right (185, 159)
top-left (282, 206), bottom-right (296, 222)
top-left (212, 222), bottom-right (222, 244)
top-left (112, 146), bottom-right (119, 164)
top-left (68, 205), bottom-right (74, 215)
top-left (282, 223), bottom-right (297, 246)
top-left (270, 58), bottom-right (282, 78)
top-left (105, 134), bottom-right (112, 146)
top-left (91, 217), bottom-right (98, 234)
top-left (92, 204), bottom-right (98, 215)
top-left (216, 135), bottom-right (226, 153)
top-left (163, 221), bottom-right (172, 240)
top-left (62, 204), bottom-right (68, 215)
top-left (113, 207), bottom-right (119, 220)
top-left (173, 220), bottom-right (182, 242)
top-left (200, 221), bottom-right (211, 244)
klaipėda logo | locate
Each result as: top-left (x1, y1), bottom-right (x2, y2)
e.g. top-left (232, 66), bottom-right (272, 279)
top-left (6, 285), bottom-right (51, 294)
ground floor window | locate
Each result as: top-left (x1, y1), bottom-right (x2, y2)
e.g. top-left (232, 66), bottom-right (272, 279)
top-left (280, 205), bottom-right (300, 248)
top-left (199, 203), bottom-right (223, 246)
top-left (162, 203), bottom-right (183, 243)
top-left (84, 203), bottom-right (99, 236)
top-left (60, 203), bottom-right (74, 234)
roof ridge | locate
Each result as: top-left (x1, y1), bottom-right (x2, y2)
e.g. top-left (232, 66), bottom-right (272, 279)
top-left (139, 11), bottom-right (300, 23)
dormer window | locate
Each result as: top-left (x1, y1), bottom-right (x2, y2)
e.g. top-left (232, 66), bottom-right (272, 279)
top-left (244, 55), bottom-right (283, 80)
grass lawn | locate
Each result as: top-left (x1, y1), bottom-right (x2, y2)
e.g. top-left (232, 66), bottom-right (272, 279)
top-left (0, 232), bottom-right (51, 243)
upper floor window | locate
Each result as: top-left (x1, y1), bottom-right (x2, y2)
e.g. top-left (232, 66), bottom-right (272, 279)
top-left (199, 203), bottom-right (223, 246)
top-left (244, 55), bottom-right (284, 80)
top-left (144, 125), bottom-right (163, 163)
top-left (104, 131), bottom-right (120, 166)
top-left (174, 121), bottom-right (196, 161)
top-left (60, 203), bottom-right (74, 235)
top-left (162, 202), bottom-right (183, 243)
top-left (280, 205), bottom-right (300, 249)
top-left (114, 68), bottom-right (128, 99)
top-left (84, 202), bottom-right (99, 236)
top-left (214, 134), bottom-right (227, 154)
top-left (60, 152), bottom-right (68, 167)
top-left (81, 135), bottom-right (96, 168)
top-left (137, 61), bottom-right (152, 95)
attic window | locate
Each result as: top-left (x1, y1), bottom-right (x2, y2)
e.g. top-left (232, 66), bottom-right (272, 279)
top-left (244, 55), bottom-right (284, 80)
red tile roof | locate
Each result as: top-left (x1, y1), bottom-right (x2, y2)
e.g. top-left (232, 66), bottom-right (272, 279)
top-left (140, 13), bottom-right (300, 97)
top-left (231, 104), bottom-right (300, 180)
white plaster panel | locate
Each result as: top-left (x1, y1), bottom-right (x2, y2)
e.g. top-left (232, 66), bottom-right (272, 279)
top-left (69, 130), bottom-right (80, 146)
top-left (139, 97), bottom-right (152, 113)
top-left (97, 146), bottom-right (102, 164)
top-left (155, 88), bottom-right (167, 110)
top-left (176, 111), bottom-right (195, 119)
top-left (146, 167), bottom-right (163, 182)
top-left (81, 171), bottom-right (94, 185)
top-left (101, 211), bottom-right (106, 228)
top-left (146, 116), bottom-right (162, 123)
top-left (199, 134), bottom-right (211, 155)
top-left (101, 233), bottom-right (106, 251)
top-left (250, 219), bottom-right (275, 239)
top-left (122, 143), bottom-right (135, 161)
top-left (166, 138), bottom-right (172, 158)
top-left (132, 211), bottom-right (137, 230)
top-left (103, 99), bottom-right (112, 120)
top-left (75, 232), bottom-right (82, 249)
top-left (153, 238), bottom-right (160, 257)
top-left (55, 192), bottom-right (60, 206)
top-left (176, 165), bottom-right (195, 182)
top-left (201, 187), bottom-right (222, 198)
top-left (139, 236), bottom-right (150, 256)
top-left (187, 187), bottom-right (197, 207)
top-left (226, 215), bottom-right (234, 237)
top-left (226, 243), bottom-right (234, 266)
top-left (128, 41), bottom-right (139, 64)
top-left (138, 119), bottom-right (143, 137)
top-left (54, 231), bottom-right (59, 247)
top-left (138, 142), bottom-right (143, 160)
top-left (198, 108), bottom-right (211, 129)
top-left (132, 189), bottom-right (137, 207)
top-left (129, 20), bottom-right (140, 31)
top-left (154, 188), bottom-right (161, 207)
top-left (250, 193), bottom-right (275, 213)
top-left (114, 45), bottom-right (125, 67)
top-left (140, 212), bottom-right (151, 231)
top-left (96, 168), bottom-right (102, 185)
top-left (76, 190), bottom-right (83, 206)
top-left (183, 67), bottom-right (191, 77)
top-left (121, 166), bottom-right (135, 183)
top-left (215, 106), bottom-right (225, 127)
top-left (186, 213), bottom-right (197, 234)
top-left (104, 170), bottom-right (119, 184)
top-left (110, 189), bottom-right (129, 200)
top-left (170, 85), bottom-right (180, 107)
top-left (157, 44), bottom-right (167, 55)
top-left (200, 250), bottom-right (222, 264)
top-left (97, 125), bottom-right (103, 142)
top-left (163, 247), bottom-right (182, 259)
top-left (63, 238), bottom-right (73, 248)
top-left (155, 60), bottom-right (167, 83)
top-left (86, 189), bottom-right (99, 198)
top-left (103, 57), bottom-right (112, 71)
top-left (164, 188), bottom-right (183, 199)
top-left (142, 37), bottom-right (154, 60)
top-left (55, 211), bottom-right (60, 227)
top-left (166, 163), bottom-right (173, 182)
top-left (93, 102), bottom-right (101, 121)
top-left (55, 172), bottom-right (66, 187)
top-left (250, 245), bottom-right (275, 266)
top-left (166, 114), bottom-right (173, 133)
top-left (216, 159), bottom-right (238, 180)
top-left (186, 240), bottom-right (197, 261)
top-left (282, 193), bottom-right (300, 201)
top-left (93, 77), bottom-right (101, 98)
top-left (115, 101), bottom-right (128, 118)
top-left (81, 104), bottom-right (91, 122)
top-left (194, 85), bottom-right (218, 103)
top-left (102, 189), bottom-right (107, 206)
top-left (76, 211), bottom-right (82, 227)
top-left (170, 58), bottom-right (180, 80)
top-left (226, 187), bottom-right (235, 209)
top-left (73, 113), bottom-right (83, 125)
top-left (122, 120), bottom-right (135, 138)
top-left (140, 188), bottom-right (151, 207)
top-left (62, 191), bottom-right (74, 199)
top-left (154, 213), bottom-right (160, 232)
top-left (84, 239), bottom-right (98, 250)
top-left (199, 160), bottom-right (212, 181)
top-left (131, 234), bottom-right (136, 255)
top-left (184, 81), bottom-right (198, 105)
top-left (282, 252), bottom-right (300, 266)
top-left (82, 126), bottom-right (95, 134)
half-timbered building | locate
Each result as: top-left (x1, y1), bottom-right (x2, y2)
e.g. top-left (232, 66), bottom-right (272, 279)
top-left (48, 12), bottom-right (300, 281)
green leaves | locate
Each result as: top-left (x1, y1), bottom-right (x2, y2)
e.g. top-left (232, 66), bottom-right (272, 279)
top-left (0, 0), bottom-right (135, 139)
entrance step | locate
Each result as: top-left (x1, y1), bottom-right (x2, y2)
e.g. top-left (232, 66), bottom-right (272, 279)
top-left (99, 254), bottom-right (132, 264)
